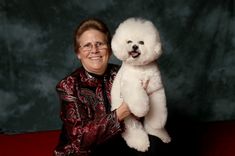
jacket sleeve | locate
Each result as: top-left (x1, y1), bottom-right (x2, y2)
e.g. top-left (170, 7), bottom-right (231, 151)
top-left (56, 77), bottom-right (123, 151)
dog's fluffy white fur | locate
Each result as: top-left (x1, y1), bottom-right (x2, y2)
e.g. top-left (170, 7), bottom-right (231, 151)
top-left (111, 17), bottom-right (171, 152)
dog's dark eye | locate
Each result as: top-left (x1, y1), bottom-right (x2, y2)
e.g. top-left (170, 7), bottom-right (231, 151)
top-left (139, 41), bottom-right (144, 45)
top-left (127, 40), bottom-right (132, 44)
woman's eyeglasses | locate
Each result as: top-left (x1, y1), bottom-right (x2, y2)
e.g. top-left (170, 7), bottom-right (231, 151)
top-left (79, 41), bottom-right (107, 52)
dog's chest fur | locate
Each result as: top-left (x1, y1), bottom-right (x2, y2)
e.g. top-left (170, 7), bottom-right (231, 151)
top-left (119, 62), bottom-right (162, 94)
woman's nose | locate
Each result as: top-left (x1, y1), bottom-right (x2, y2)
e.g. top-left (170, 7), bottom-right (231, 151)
top-left (90, 44), bottom-right (99, 53)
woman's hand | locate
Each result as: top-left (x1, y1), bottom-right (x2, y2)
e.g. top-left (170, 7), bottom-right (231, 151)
top-left (116, 101), bottom-right (131, 121)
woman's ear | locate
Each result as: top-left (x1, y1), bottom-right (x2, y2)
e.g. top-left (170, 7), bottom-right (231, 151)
top-left (76, 53), bottom-right (81, 59)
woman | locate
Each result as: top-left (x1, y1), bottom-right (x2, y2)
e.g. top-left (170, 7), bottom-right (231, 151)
top-left (54, 18), bottom-right (171, 156)
top-left (54, 18), bottom-right (134, 156)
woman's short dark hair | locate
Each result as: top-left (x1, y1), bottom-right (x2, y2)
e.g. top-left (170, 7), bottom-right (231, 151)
top-left (74, 18), bottom-right (111, 53)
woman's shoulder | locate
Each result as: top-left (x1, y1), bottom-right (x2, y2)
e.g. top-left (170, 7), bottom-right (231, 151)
top-left (56, 67), bottom-right (83, 91)
top-left (108, 63), bottom-right (120, 72)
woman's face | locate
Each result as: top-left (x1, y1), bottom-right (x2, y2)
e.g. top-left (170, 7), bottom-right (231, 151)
top-left (77, 29), bottom-right (111, 75)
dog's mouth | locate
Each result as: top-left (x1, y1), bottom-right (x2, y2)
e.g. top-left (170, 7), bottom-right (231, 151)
top-left (128, 51), bottom-right (140, 58)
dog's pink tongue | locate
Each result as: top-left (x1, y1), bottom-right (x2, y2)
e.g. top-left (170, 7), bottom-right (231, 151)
top-left (129, 51), bottom-right (140, 58)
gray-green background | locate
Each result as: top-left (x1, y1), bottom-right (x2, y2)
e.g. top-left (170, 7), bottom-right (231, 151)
top-left (0, 0), bottom-right (234, 133)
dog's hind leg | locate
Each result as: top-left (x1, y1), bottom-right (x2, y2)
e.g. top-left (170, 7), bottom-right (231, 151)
top-left (122, 116), bottom-right (150, 152)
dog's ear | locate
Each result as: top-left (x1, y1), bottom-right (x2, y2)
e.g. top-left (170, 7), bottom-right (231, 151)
top-left (154, 43), bottom-right (162, 56)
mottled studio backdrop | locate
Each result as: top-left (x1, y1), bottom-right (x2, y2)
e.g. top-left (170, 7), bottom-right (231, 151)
top-left (0, 0), bottom-right (234, 133)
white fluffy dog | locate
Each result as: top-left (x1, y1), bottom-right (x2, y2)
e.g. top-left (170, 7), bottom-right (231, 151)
top-left (111, 17), bottom-right (171, 152)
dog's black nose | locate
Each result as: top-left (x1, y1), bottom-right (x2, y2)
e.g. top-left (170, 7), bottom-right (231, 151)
top-left (132, 45), bottom-right (138, 51)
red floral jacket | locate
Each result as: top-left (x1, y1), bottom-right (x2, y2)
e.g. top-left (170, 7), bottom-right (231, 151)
top-left (54, 64), bottom-right (123, 156)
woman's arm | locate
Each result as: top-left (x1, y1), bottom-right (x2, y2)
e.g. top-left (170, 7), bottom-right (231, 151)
top-left (116, 101), bottom-right (130, 121)
top-left (56, 78), bottom-right (124, 150)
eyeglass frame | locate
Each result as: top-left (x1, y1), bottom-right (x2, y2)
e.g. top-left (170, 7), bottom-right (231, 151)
top-left (79, 41), bottom-right (108, 52)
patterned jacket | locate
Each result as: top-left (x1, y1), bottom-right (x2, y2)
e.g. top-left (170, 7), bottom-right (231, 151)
top-left (54, 64), bottom-right (123, 156)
